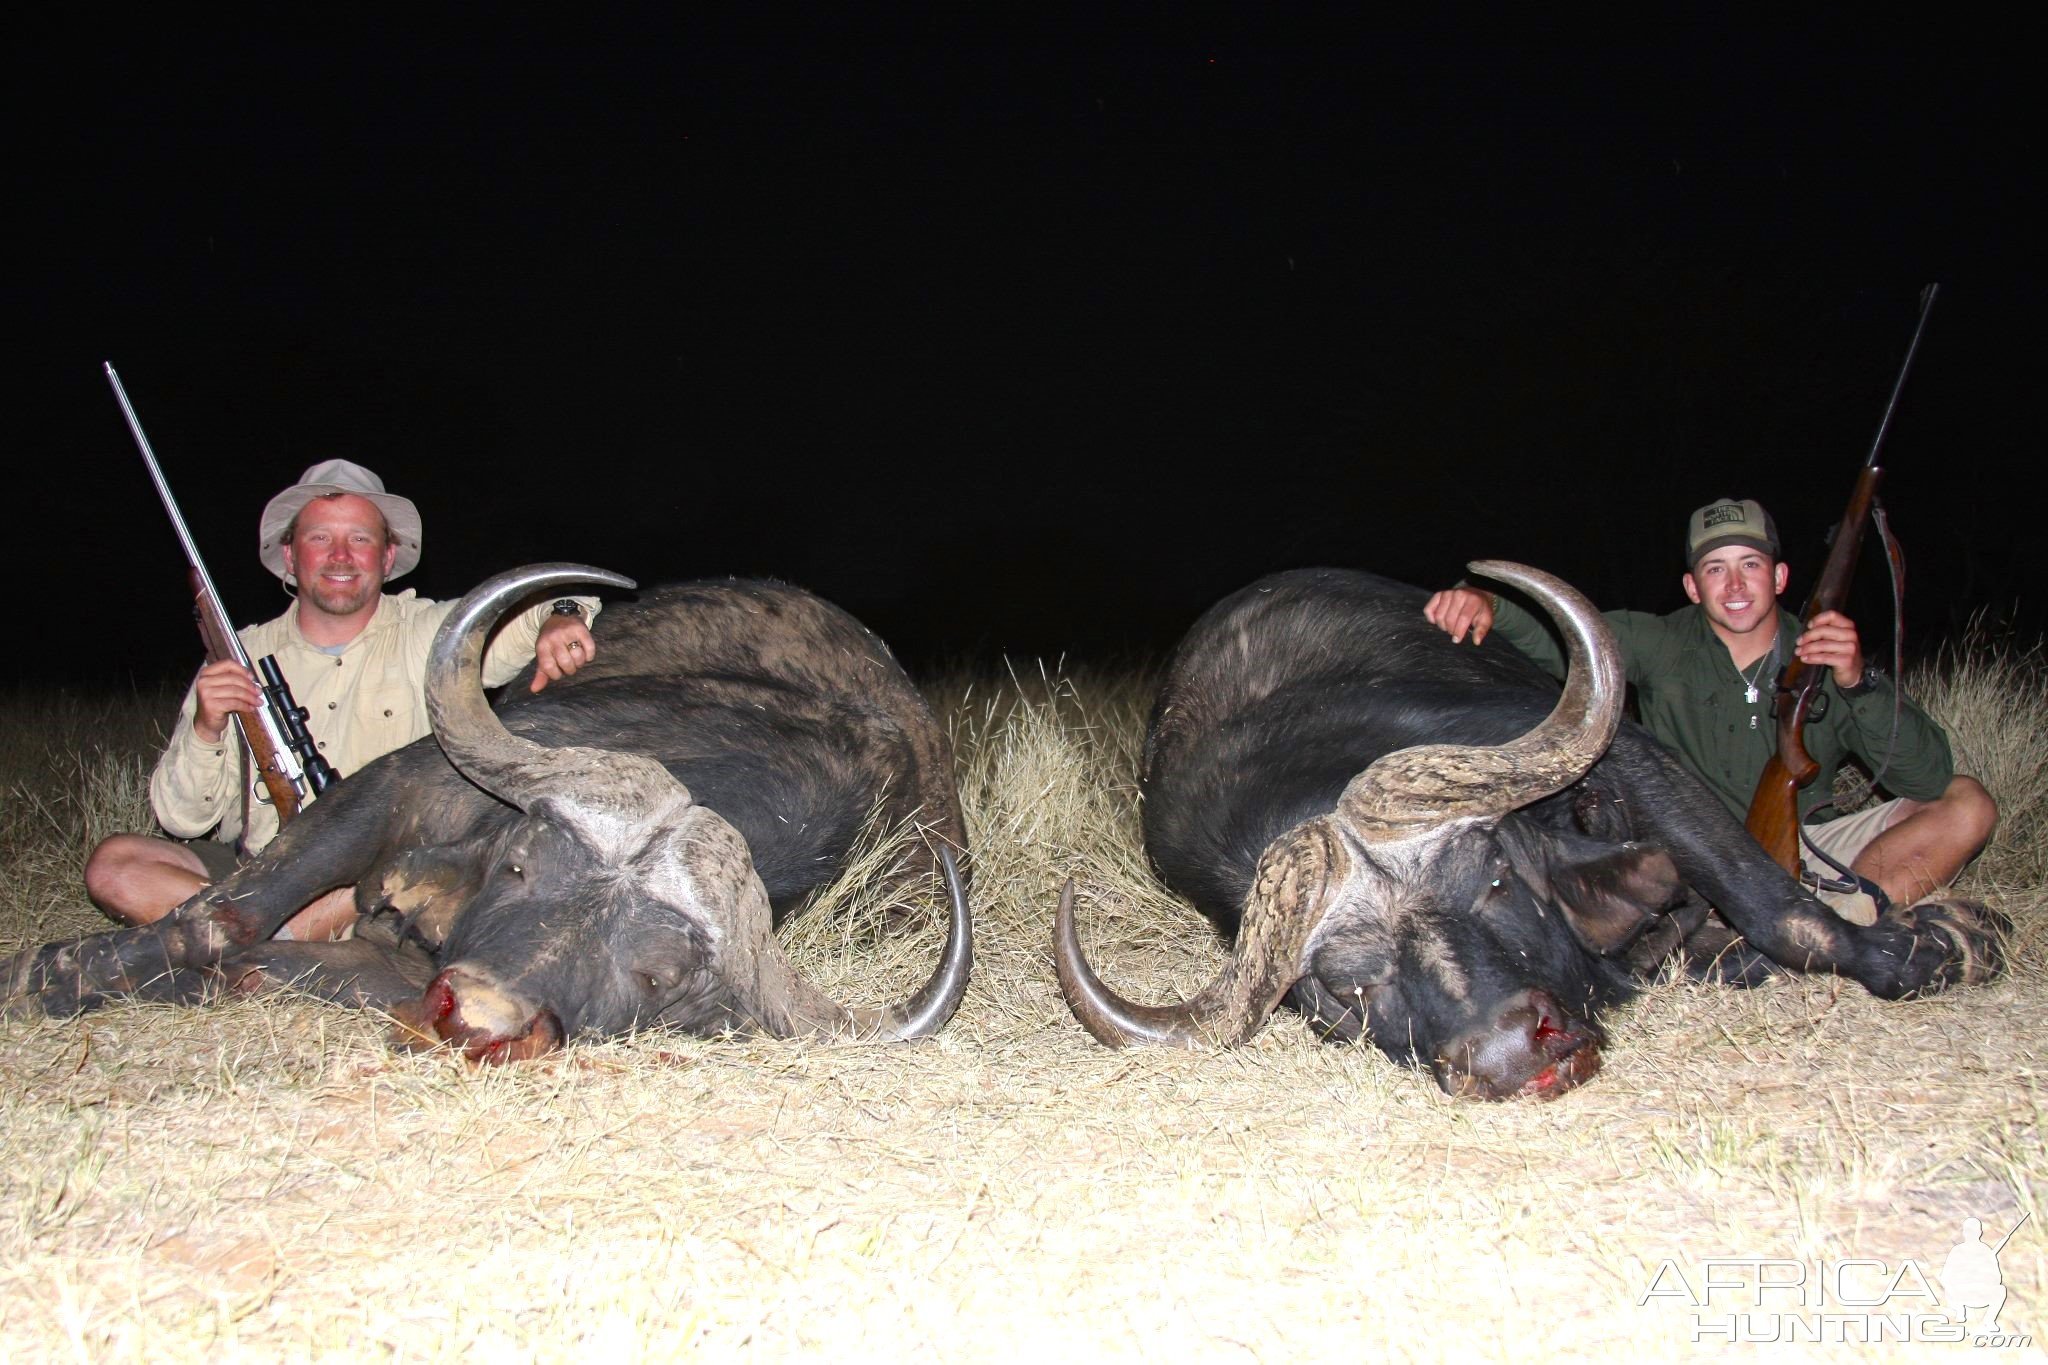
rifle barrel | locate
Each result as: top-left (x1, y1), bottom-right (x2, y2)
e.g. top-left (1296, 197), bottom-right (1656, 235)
top-left (1744, 285), bottom-right (1939, 872)
top-left (1861, 283), bottom-right (1939, 472)
top-left (106, 362), bottom-right (311, 831)
top-left (103, 363), bottom-right (255, 673)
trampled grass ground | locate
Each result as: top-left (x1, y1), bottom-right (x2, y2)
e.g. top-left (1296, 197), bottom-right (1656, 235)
top-left (1, 659), bottom-right (2041, 1361)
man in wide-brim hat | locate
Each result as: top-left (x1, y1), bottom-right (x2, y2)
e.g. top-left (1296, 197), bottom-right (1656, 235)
top-left (84, 460), bottom-right (605, 939)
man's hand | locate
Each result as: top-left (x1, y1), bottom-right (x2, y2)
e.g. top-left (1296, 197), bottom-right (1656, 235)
top-left (531, 614), bottom-right (597, 692)
top-left (1795, 609), bottom-right (1864, 690)
top-left (192, 660), bottom-right (263, 744)
top-left (1423, 587), bottom-right (1496, 645)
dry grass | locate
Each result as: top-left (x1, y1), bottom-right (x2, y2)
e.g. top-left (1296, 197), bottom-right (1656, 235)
top-left (2, 659), bottom-right (2043, 1362)
top-left (1913, 628), bottom-right (2048, 916)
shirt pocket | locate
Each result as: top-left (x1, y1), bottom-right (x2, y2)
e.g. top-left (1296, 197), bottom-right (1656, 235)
top-left (345, 662), bottom-right (420, 767)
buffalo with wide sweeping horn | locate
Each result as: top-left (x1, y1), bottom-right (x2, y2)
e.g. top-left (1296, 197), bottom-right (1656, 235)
top-left (1056, 562), bottom-right (2004, 1099)
top-left (3, 565), bottom-right (971, 1060)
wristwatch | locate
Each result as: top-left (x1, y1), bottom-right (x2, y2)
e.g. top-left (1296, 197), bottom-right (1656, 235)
top-left (550, 599), bottom-right (585, 618)
top-left (1840, 664), bottom-right (1883, 698)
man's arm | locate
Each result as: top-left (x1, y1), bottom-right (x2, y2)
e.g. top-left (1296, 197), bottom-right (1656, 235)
top-left (1832, 671), bottom-right (1956, 803)
top-left (1792, 607), bottom-right (1955, 800)
top-left (1423, 585), bottom-right (1572, 677)
top-left (149, 664), bottom-right (250, 840)
top-left (1424, 583), bottom-right (1686, 693)
top-left (480, 595), bottom-right (604, 691)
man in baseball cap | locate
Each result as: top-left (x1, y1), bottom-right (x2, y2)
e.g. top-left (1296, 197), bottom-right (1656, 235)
top-left (1683, 496), bottom-right (1778, 568)
top-left (1423, 496), bottom-right (1997, 923)
top-left (85, 461), bottom-right (606, 940)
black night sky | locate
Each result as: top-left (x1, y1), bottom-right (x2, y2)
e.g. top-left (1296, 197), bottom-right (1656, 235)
top-left (15, 16), bottom-right (2040, 688)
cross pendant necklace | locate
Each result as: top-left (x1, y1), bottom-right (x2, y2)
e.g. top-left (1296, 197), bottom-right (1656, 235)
top-left (1734, 647), bottom-right (1774, 723)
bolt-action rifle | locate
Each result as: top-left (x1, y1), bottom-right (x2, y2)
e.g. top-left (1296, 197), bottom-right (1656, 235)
top-left (105, 364), bottom-right (339, 837)
top-left (1743, 286), bottom-right (1937, 873)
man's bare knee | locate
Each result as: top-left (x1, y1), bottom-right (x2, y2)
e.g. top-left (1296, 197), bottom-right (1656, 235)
top-left (83, 837), bottom-right (129, 906)
top-left (1946, 775), bottom-right (1999, 849)
top-left (84, 834), bottom-right (211, 926)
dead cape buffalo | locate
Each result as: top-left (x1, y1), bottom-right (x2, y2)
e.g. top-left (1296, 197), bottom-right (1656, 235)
top-left (1056, 562), bottom-right (2004, 1100)
top-left (2, 564), bottom-right (970, 1062)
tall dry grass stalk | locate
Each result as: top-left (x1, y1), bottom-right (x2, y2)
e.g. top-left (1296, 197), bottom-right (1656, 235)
top-left (0, 688), bottom-right (168, 948)
top-left (1, 655), bottom-right (2042, 1362)
top-left (1913, 627), bottom-right (2048, 911)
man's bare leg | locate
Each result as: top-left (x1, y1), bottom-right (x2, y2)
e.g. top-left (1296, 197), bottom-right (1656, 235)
top-left (277, 887), bottom-right (359, 942)
top-left (84, 834), bottom-right (209, 924)
top-left (1852, 776), bottom-right (2000, 906)
top-left (84, 834), bottom-right (356, 942)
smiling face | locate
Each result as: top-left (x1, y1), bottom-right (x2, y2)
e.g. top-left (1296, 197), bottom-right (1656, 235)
top-left (1682, 544), bottom-right (1790, 648)
top-left (282, 493), bottom-right (399, 623)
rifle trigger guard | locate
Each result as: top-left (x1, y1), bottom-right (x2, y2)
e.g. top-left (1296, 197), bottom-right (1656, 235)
top-left (1769, 680), bottom-right (1828, 723)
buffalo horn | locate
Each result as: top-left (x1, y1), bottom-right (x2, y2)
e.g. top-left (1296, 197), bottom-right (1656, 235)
top-left (709, 822), bottom-right (974, 1041)
top-left (1054, 821), bottom-right (1343, 1048)
top-left (1338, 560), bottom-right (1624, 839)
top-left (425, 563), bottom-right (652, 811)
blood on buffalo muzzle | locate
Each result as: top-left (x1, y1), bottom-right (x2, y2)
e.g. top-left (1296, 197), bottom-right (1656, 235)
top-left (1431, 987), bottom-right (1605, 1101)
top-left (389, 967), bottom-right (564, 1064)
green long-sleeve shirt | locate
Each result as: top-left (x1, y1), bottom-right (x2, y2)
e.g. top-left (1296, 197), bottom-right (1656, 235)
top-left (1487, 595), bottom-right (1953, 824)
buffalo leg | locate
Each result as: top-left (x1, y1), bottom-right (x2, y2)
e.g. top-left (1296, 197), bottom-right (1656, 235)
top-left (224, 932), bottom-right (438, 1010)
top-left (1618, 740), bottom-right (2007, 997)
top-left (1674, 919), bottom-right (1781, 987)
top-left (1, 796), bottom-right (388, 1020)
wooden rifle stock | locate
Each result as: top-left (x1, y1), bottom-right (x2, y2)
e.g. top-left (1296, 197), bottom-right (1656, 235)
top-left (1743, 468), bottom-right (1880, 870)
top-left (1742, 284), bottom-right (1936, 872)
top-left (1746, 755), bottom-right (1806, 871)
top-left (189, 566), bottom-right (305, 825)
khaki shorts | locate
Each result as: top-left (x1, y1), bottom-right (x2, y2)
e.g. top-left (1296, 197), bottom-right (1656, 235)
top-left (183, 838), bottom-right (244, 884)
top-left (1799, 798), bottom-right (1911, 881)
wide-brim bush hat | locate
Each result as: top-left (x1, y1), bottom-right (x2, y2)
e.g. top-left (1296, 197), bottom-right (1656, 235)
top-left (259, 460), bottom-right (423, 583)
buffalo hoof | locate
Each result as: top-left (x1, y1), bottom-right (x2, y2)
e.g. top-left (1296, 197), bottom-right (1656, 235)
top-left (0, 944), bottom-right (41, 1017)
top-left (1885, 895), bottom-right (2010, 992)
top-left (0, 941), bottom-right (88, 1021)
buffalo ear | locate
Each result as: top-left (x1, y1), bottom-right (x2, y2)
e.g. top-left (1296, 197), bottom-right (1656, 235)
top-left (1549, 844), bottom-right (1683, 953)
top-left (1503, 826), bottom-right (1683, 955)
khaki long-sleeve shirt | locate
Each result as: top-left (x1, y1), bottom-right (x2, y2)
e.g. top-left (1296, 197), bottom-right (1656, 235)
top-left (151, 589), bottom-right (599, 852)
